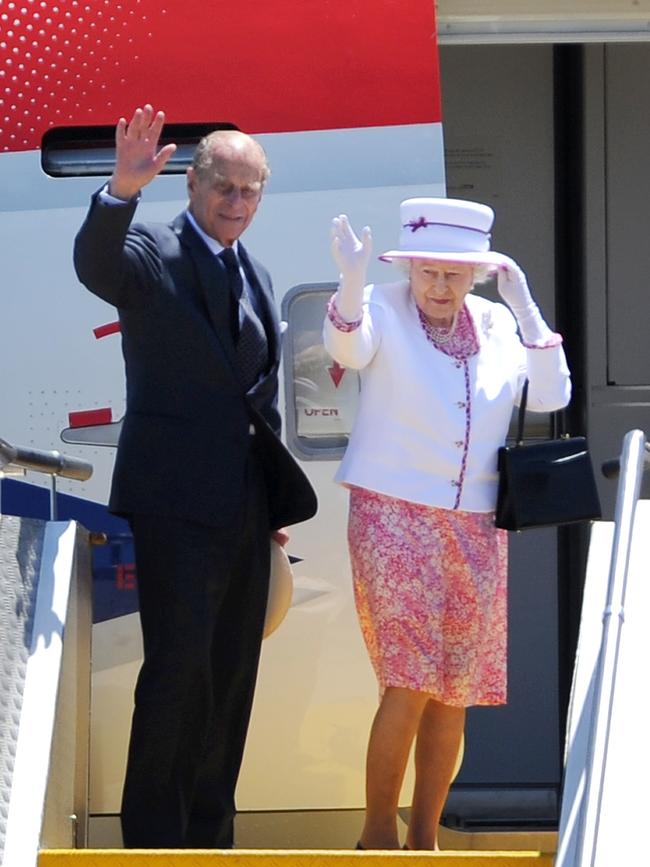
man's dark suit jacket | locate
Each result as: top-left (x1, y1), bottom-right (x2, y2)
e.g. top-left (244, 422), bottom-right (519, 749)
top-left (74, 191), bottom-right (316, 531)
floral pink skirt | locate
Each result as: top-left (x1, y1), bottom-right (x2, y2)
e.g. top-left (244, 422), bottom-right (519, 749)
top-left (348, 486), bottom-right (508, 707)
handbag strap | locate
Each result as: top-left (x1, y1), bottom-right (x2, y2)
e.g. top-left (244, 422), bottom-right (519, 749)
top-left (516, 379), bottom-right (529, 446)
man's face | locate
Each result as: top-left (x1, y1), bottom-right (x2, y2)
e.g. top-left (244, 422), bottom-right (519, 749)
top-left (187, 137), bottom-right (265, 246)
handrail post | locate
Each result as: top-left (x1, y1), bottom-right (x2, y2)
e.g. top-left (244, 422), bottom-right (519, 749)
top-left (0, 435), bottom-right (92, 520)
top-left (49, 476), bottom-right (58, 521)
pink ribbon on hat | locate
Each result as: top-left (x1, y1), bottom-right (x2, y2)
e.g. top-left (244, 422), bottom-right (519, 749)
top-left (406, 216), bottom-right (430, 232)
top-left (405, 217), bottom-right (490, 238)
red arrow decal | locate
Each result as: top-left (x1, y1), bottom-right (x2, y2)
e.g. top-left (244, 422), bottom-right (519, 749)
top-left (328, 361), bottom-right (345, 388)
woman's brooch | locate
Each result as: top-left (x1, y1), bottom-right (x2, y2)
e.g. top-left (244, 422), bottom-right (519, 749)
top-left (481, 311), bottom-right (493, 337)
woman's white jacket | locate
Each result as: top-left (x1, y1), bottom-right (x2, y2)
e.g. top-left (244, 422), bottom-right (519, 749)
top-left (323, 280), bottom-right (572, 513)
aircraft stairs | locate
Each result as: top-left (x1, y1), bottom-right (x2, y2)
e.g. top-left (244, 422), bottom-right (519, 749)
top-left (2, 431), bottom-right (649, 867)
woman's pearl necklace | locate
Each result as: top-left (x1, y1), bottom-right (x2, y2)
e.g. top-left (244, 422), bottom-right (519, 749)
top-left (426, 312), bottom-right (458, 345)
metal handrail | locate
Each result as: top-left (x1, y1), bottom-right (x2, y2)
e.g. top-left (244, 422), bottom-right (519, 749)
top-left (0, 436), bottom-right (93, 520)
top-left (579, 430), bottom-right (645, 865)
top-left (557, 429), bottom-right (647, 867)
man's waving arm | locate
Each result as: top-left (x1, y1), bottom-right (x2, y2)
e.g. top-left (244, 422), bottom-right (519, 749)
top-left (74, 105), bottom-right (177, 307)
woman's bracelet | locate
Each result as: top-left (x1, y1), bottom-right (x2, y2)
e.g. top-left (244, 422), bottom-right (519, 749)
top-left (326, 294), bottom-right (363, 333)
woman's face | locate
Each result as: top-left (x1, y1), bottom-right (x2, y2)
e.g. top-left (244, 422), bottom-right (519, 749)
top-left (409, 258), bottom-right (475, 326)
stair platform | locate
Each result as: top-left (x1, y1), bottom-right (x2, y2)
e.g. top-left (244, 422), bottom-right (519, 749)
top-left (39, 849), bottom-right (554, 866)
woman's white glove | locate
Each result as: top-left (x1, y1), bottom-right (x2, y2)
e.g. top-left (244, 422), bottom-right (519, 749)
top-left (330, 214), bottom-right (372, 321)
top-left (496, 255), bottom-right (554, 345)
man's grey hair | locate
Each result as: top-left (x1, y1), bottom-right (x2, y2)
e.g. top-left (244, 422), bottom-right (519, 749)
top-left (191, 129), bottom-right (271, 186)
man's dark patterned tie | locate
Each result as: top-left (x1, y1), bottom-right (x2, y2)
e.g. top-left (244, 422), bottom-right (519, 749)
top-left (219, 247), bottom-right (268, 390)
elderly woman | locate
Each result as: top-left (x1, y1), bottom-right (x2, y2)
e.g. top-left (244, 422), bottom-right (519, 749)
top-left (323, 198), bottom-right (571, 851)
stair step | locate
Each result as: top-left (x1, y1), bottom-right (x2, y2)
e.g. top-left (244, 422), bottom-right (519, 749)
top-left (39, 848), bottom-right (554, 866)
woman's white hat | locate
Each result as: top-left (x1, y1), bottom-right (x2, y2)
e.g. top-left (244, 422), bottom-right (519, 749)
top-left (380, 197), bottom-right (499, 264)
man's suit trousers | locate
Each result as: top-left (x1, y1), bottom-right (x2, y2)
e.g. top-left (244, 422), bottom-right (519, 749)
top-left (120, 450), bottom-right (270, 848)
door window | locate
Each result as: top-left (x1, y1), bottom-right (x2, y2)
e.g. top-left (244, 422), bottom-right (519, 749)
top-left (282, 284), bottom-right (360, 459)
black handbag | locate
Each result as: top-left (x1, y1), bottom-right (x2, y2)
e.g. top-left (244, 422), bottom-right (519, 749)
top-left (495, 380), bottom-right (601, 530)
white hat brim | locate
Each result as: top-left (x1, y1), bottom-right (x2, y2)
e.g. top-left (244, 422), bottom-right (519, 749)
top-left (379, 249), bottom-right (505, 267)
top-left (264, 539), bottom-right (294, 639)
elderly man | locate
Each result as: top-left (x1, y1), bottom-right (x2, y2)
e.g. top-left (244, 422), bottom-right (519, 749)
top-left (74, 105), bottom-right (316, 849)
